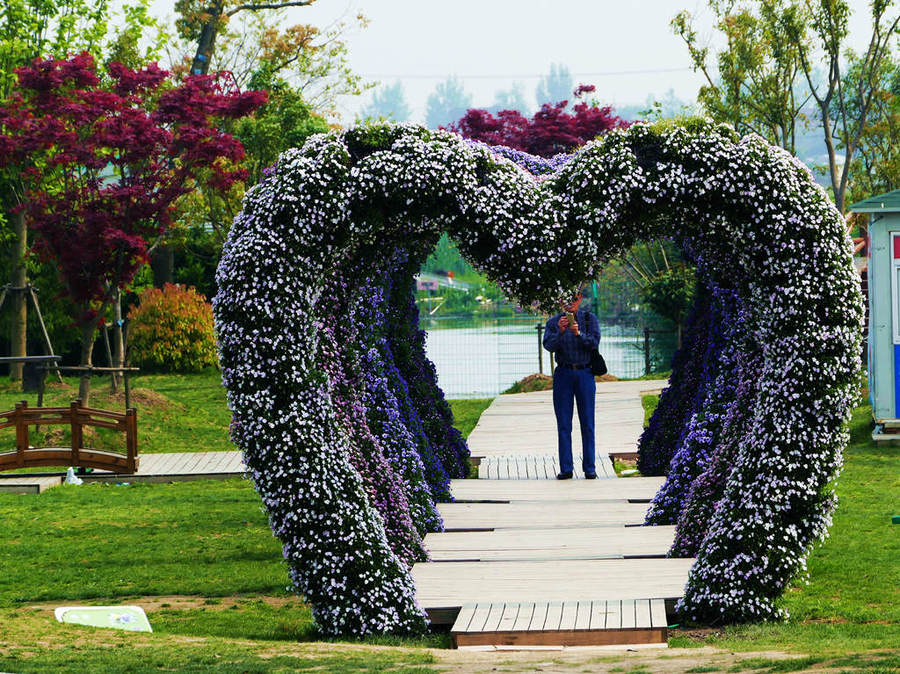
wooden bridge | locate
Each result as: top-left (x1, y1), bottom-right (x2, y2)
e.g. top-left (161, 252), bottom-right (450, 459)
top-left (0, 379), bottom-right (687, 649)
top-left (413, 380), bottom-right (689, 649)
top-left (0, 400), bottom-right (138, 475)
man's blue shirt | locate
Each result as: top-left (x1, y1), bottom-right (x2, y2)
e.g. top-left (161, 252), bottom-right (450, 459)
top-left (543, 310), bottom-right (601, 366)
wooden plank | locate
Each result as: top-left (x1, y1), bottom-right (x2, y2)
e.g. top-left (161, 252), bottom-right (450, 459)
top-left (151, 452), bottom-right (184, 475)
top-left (413, 558), bottom-right (694, 621)
top-left (604, 599), bottom-right (622, 630)
top-left (0, 474), bottom-right (62, 494)
top-left (589, 600), bottom-right (609, 630)
top-left (482, 603), bottom-right (505, 632)
top-left (438, 501), bottom-right (651, 530)
top-left (620, 599), bottom-right (637, 629)
top-left (181, 451), bottom-right (211, 475)
top-left (512, 603), bottom-right (534, 631)
top-left (203, 451), bottom-right (229, 475)
top-left (544, 601), bottom-right (563, 631)
top-left (650, 599), bottom-right (668, 629)
top-left (497, 604), bottom-right (519, 632)
top-left (539, 456), bottom-right (552, 479)
top-left (451, 477), bottom-right (665, 501)
top-left (574, 601), bottom-right (591, 630)
top-left (479, 460), bottom-right (490, 479)
top-left (424, 525), bottom-right (675, 562)
top-left (467, 603), bottom-right (492, 633)
top-left (451, 604), bottom-right (477, 634)
top-left (528, 602), bottom-right (549, 631)
top-left (223, 451), bottom-right (245, 474)
top-left (203, 451), bottom-right (229, 474)
top-left (192, 452), bottom-right (216, 474)
top-left (453, 627), bottom-right (667, 648)
top-left (558, 601), bottom-right (578, 630)
top-left (635, 599), bottom-right (652, 628)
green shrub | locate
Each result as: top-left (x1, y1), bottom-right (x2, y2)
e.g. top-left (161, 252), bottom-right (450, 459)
top-left (128, 284), bottom-right (218, 372)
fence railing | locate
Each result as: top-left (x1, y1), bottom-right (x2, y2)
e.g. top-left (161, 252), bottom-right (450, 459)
top-left (0, 399), bottom-right (138, 474)
top-left (422, 314), bottom-right (677, 398)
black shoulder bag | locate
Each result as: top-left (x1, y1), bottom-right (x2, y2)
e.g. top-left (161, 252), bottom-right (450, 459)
top-left (590, 348), bottom-right (607, 377)
top-left (583, 311), bottom-right (607, 376)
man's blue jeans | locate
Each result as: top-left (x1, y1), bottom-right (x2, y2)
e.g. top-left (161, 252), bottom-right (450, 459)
top-left (553, 366), bottom-right (596, 475)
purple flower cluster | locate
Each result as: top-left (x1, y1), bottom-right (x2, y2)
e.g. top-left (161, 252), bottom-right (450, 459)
top-left (645, 286), bottom-right (743, 526)
top-left (637, 291), bottom-right (713, 476)
top-left (385, 260), bottom-right (471, 480)
top-left (215, 120), bottom-right (863, 633)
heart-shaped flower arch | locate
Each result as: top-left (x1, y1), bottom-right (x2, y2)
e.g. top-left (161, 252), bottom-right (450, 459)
top-left (214, 120), bottom-right (863, 636)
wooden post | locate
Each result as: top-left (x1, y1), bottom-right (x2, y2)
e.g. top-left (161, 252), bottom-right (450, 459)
top-left (70, 400), bottom-right (83, 467)
top-left (14, 401), bottom-right (27, 468)
top-left (125, 408), bottom-right (138, 473)
top-left (102, 326), bottom-right (119, 392)
top-left (28, 287), bottom-right (62, 383)
top-left (644, 328), bottom-right (652, 376)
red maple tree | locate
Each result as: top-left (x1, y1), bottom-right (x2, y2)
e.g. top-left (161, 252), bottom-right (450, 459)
top-left (0, 52), bottom-right (266, 401)
top-left (447, 84), bottom-right (628, 157)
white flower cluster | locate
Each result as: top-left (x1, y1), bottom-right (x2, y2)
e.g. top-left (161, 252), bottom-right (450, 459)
top-left (214, 120), bottom-right (863, 633)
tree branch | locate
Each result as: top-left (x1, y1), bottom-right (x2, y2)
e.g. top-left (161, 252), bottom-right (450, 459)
top-left (227, 0), bottom-right (313, 17)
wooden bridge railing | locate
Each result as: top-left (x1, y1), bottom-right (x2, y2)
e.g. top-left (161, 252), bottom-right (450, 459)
top-left (0, 400), bottom-right (138, 474)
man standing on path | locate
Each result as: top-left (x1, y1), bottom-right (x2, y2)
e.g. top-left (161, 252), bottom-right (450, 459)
top-left (543, 291), bottom-right (601, 480)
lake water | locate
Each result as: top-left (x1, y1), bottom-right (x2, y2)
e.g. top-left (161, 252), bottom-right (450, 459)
top-left (422, 318), bottom-right (673, 399)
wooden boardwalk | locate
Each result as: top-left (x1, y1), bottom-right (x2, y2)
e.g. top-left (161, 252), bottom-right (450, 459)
top-left (451, 599), bottom-right (669, 647)
top-left (449, 477), bottom-right (664, 502)
top-left (478, 453), bottom-right (616, 479)
top-left (0, 451), bottom-right (244, 494)
top-left (438, 501), bottom-right (651, 530)
top-left (415, 381), bottom-right (687, 649)
top-left (427, 525), bottom-right (676, 561)
top-left (467, 381), bottom-right (651, 463)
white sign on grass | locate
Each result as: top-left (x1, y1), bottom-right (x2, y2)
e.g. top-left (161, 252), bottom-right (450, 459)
top-left (54, 606), bottom-right (152, 632)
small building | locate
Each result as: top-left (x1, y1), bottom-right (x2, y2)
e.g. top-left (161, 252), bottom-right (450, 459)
top-left (850, 189), bottom-right (900, 439)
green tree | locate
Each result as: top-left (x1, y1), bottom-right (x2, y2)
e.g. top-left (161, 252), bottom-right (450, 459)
top-left (425, 75), bottom-right (472, 129)
top-left (0, 0), bottom-right (162, 379)
top-left (492, 81), bottom-right (529, 113)
top-left (675, 0), bottom-right (900, 213)
top-left (157, 5), bottom-right (366, 288)
top-left (167, 69), bottom-right (330, 294)
top-left (361, 80), bottom-right (411, 121)
top-left (175, 0), bottom-right (315, 76)
top-left (844, 55), bottom-right (900, 204)
top-left (535, 63), bottom-right (573, 106)
top-left (672, 1), bottom-right (807, 154)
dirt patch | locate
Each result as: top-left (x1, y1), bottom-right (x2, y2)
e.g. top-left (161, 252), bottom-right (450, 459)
top-left (108, 387), bottom-right (182, 412)
top-left (23, 594), bottom-right (301, 614)
top-left (433, 646), bottom-right (838, 673)
top-left (505, 372), bottom-right (622, 395)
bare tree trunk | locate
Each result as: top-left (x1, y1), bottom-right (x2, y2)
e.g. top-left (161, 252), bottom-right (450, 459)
top-left (190, 1), bottom-right (224, 76)
top-left (78, 322), bottom-right (97, 405)
top-left (150, 244), bottom-right (174, 288)
top-left (113, 289), bottom-right (125, 388)
top-left (9, 207), bottom-right (27, 381)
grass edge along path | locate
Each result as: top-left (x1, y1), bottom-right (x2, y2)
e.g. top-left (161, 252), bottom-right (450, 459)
top-left (1, 384), bottom-right (898, 671)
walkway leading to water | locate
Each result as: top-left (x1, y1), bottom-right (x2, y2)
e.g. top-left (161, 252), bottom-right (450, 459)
top-left (414, 380), bottom-right (690, 649)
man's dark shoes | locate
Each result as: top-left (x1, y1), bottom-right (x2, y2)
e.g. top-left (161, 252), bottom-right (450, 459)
top-left (556, 471), bottom-right (573, 480)
top-left (584, 472), bottom-right (598, 480)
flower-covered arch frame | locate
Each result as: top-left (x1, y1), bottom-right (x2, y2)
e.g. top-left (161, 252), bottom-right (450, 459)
top-left (214, 120), bottom-right (863, 636)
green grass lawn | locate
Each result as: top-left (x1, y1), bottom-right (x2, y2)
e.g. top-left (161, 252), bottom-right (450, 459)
top-left (0, 391), bottom-right (490, 671)
top-left (0, 370), bottom-right (233, 456)
top-left (654, 401), bottom-right (900, 660)
top-left (1, 377), bottom-right (898, 672)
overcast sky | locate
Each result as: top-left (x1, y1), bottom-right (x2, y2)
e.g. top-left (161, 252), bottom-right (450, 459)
top-left (149, 0), bottom-right (882, 125)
